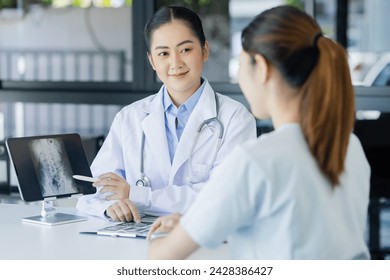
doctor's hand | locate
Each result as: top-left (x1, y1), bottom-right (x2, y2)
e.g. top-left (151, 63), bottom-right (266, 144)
top-left (106, 199), bottom-right (141, 222)
top-left (147, 213), bottom-right (181, 240)
top-left (93, 172), bottom-right (130, 200)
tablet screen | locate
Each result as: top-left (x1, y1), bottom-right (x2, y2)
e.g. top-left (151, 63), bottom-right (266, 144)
top-left (6, 133), bottom-right (96, 201)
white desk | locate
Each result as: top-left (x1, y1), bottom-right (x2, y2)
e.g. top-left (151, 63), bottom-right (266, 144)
top-left (0, 203), bottom-right (229, 260)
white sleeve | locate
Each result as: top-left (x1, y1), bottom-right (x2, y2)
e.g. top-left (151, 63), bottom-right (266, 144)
top-left (130, 106), bottom-right (256, 215)
top-left (76, 113), bottom-right (125, 219)
top-left (76, 189), bottom-right (116, 219)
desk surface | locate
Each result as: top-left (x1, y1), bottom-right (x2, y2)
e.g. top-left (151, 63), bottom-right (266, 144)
top-left (0, 203), bottom-right (228, 260)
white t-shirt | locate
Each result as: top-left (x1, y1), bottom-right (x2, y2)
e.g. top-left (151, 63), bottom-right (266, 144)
top-left (181, 123), bottom-right (370, 259)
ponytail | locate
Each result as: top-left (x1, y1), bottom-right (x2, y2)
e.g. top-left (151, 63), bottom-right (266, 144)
top-left (300, 36), bottom-right (355, 186)
top-left (241, 5), bottom-right (355, 186)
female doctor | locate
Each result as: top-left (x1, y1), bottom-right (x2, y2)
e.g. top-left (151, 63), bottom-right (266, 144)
top-left (76, 6), bottom-right (256, 222)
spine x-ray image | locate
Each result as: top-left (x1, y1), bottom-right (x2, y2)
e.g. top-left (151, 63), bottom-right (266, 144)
top-left (29, 138), bottom-right (78, 197)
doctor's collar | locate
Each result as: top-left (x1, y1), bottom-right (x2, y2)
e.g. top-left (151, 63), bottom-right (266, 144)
top-left (162, 80), bottom-right (206, 113)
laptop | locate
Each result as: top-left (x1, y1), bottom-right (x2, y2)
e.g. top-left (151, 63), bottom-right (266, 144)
top-left (94, 214), bottom-right (158, 238)
top-left (6, 133), bottom-right (96, 225)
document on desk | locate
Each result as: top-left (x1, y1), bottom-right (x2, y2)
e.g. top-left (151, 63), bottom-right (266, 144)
top-left (80, 215), bottom-right (157, 238)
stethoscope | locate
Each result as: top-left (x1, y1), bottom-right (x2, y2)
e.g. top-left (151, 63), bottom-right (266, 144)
top-left (135, 92), bottom-right (224, 187)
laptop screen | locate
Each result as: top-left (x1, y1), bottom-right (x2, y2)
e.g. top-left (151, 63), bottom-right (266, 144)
top-left (6, 133), bottom-right (96, 202)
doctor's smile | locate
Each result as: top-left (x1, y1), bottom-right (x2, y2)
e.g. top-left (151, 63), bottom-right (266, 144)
top-left (168, 70), bottom-right (190, 77)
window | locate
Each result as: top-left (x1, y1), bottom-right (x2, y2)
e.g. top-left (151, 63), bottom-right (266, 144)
top-left (0, 1), bottom-right (133, 82)
top-left (335, 0), bottom-right (389, 87)
top-left (0, 1), bottom-right (135, 138)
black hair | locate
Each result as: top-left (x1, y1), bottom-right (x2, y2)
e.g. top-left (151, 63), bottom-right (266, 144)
top-left (241, 5), bottom-right (321, 88)
top-left (144, 5), bottom-right (206, 52)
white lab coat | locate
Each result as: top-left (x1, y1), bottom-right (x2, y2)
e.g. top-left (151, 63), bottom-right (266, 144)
top-left (77, 80), bottom-right (256, 218)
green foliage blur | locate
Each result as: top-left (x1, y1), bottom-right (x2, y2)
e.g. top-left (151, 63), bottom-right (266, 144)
top-left (0, 0), bottom-right (16, 9)
top-left (0, 0), bottom-right (132, 9)
top-left (285, 0), bottom-right (304, 10)
top-left (0, 0), bottom-right (302, 11)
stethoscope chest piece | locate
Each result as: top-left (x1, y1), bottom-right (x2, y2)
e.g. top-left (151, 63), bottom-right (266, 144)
top-left (135, 174), bottom-right (150, 187)
top-left (136, 91), bottom-right (224, 188)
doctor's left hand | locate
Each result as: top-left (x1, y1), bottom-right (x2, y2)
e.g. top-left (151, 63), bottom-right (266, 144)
top-left (93, 172), bottom-right (131, 200)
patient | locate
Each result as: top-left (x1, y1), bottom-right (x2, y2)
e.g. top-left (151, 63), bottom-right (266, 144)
top-left (147, 5), bottom-right (371, 259)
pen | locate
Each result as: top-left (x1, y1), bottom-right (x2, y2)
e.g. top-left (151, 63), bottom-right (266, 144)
top-left (73, 175), bottom-right (98, 183)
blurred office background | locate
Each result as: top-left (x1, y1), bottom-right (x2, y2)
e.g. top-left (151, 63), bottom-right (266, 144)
top-left (0, 0), bottom-right (389, 259)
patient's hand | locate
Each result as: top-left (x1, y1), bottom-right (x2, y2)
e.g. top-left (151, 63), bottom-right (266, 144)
top-left (147, 213), bottom-right (181, 240)
top-left (93, 172), bottom-right (130, 200)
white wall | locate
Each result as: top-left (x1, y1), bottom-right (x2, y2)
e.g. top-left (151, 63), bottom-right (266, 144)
top-left (0, 7), bottom-right (133, 81)
top-left (0, 7), bottom-right (131, 51)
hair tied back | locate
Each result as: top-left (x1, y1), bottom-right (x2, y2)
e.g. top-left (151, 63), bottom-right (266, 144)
top-left (313, 32), bottom-right (323, 48)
